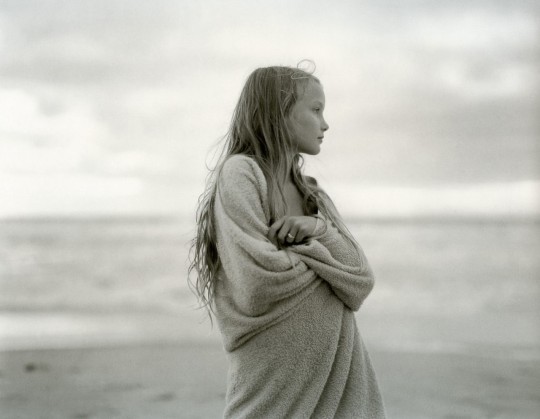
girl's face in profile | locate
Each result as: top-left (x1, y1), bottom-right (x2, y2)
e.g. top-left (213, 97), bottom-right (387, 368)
top-left (287, 80), bottom-right (329, 156)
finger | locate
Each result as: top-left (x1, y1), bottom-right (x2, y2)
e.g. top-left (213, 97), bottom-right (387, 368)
top-left (296, 216), bottom-right (317, 243)
top-left (271, 218), bottom-right (289, 247)
top-left (287, 224), bottom-right (301, 244)
top-left (277, 218), bottom-right (293, 244)
top-left (295, 227), bottom-right (307, 243)
top-left (295, 219), bottom-right (313, 243)
top-left (268, 216), bottom-right (287, 243)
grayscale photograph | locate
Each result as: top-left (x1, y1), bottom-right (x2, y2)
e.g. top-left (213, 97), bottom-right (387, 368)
top-left (0, 1), bottom-right (538, 418)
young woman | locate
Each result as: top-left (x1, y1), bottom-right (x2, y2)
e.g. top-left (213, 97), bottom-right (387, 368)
top-left (189, 65), bottom-right (386, 418)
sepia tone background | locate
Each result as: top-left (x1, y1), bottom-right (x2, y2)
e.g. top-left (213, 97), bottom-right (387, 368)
top-left (1, 1), bottom-right (539, 418)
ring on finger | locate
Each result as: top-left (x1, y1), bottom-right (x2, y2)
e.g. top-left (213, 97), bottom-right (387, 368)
top-left (286, 233), bottom-right (295, 242)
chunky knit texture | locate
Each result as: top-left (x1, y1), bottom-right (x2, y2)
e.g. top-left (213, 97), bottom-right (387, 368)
top-left (213, 154), bottom-right (386, 418)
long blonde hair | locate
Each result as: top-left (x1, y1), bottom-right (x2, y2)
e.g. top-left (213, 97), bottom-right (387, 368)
top-left (188, 65), bottom-right (361, 315)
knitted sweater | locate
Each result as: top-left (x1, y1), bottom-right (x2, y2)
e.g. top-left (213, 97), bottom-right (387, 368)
top-left (213, 154), bottom-right (386, 418)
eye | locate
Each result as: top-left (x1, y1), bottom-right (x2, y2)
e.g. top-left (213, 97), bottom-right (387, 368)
top-left (314, 107), bottom-right (321, 113)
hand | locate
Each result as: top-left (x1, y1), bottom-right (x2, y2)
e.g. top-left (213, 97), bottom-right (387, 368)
top-left (268, 216), bottom-right (317, 247)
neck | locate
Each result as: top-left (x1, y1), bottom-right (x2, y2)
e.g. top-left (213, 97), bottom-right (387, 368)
top-left (279, 154), bottom-right (297, 185)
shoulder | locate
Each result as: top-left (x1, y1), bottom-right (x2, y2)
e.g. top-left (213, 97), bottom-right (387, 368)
top-left (222, 153), bottom-right (257, 172)
top-left (218, 154), bottom-right (267, 197)
top-left (220, 154), bottom-right (265, 185)
top-left (216, 154), bottom-right (269, 217)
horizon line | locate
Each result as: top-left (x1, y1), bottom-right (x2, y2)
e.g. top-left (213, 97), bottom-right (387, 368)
top-left (1, 212), bottom-right (538, 224)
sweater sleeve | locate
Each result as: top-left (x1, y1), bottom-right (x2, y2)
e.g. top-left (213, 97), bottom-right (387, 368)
top-left (289, 213), bottom-right (375, 311)
top-left (214, 155), bottom-right (318, 316)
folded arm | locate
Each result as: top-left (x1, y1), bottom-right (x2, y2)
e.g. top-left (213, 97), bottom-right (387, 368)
top-left (214, 156), bottom-right (317, 316)
top-left (288, 214), bottom-right (375, 311)
top-left (215, 154), bottom-right (374, 314)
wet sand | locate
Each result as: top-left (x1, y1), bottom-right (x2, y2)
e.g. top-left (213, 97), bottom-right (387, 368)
top-left (1, 341), bottom-right (539, 419)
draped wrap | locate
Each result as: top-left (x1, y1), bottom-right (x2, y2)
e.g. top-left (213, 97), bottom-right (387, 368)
top-left (213, 154), bottom-right (386, 418)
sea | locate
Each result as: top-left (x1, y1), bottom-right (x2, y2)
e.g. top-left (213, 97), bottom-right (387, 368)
top-left (1, 216), bottom-right (539, 359)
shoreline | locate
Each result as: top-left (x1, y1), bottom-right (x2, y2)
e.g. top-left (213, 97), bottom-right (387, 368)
top-left (1, 214), bottom-right (539, 224)
top-left (0, 310), bottom-right (221, 352)
top-left (1, 310), bottom-right (539, 360)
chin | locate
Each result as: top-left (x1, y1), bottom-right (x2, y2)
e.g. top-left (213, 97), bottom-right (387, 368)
top-left (298, 145), bottom-right (321, 156)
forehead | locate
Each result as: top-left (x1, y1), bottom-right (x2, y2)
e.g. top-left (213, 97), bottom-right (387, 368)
top-left (297, 80), bottom-right (325, 103)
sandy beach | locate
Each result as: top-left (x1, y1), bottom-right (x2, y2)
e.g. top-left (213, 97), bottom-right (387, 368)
top-left (1, 340), bottom-right (539, 419)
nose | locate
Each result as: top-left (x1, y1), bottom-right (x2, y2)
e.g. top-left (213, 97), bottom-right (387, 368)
top-left (322, 118), bottom-right (329, 132)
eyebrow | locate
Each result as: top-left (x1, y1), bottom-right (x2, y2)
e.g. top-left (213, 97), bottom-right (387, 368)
top-left (312, 100), bottom-right (325, 107)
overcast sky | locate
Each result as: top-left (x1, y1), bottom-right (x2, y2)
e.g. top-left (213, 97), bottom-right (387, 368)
top-left (1, 0), bottom-right (538, 218)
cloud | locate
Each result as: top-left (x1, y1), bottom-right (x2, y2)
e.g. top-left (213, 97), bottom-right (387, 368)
top-left (0, 0), bottom-right (538, 216)
top-left (325, 180), bottom-right (540, 219)
top-left (0, 87), bottom-right (182, 180)
top-left (0, 87), bottom-right (113, 178)
top-left (0, 173), bottom-right (145, 217)
top-left (0, 88), bottom-right (110, 146)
